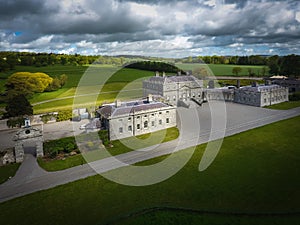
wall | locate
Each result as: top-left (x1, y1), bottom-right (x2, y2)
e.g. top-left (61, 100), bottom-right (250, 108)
top-left (108, 108), bottom-right (176, 141)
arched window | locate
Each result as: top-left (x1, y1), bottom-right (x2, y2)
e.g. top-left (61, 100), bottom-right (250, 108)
top-left (144, 121), bottom-right (148, 128)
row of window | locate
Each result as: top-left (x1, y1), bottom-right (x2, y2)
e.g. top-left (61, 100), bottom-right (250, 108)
top-left (119, 118), bottom-right (170, 133)
top-left (118, 111), bottom-right (170, 122)
top-left (263, 95), bottom-right (287, 103)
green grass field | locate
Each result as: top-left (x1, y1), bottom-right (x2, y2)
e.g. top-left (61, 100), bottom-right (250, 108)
top-left (0, 163), bottom-right (20, 184)
top-left (265, 101), bottom-right (300, 110)
top-left (38, 127), bottom-right (179, 171)
top-left (118, 209), bottom-right (300, 225)
top-left (176, 63), bottom-right (268, 76)
top-left (0, 116), bottom-right (299, 225)
top-left (27, 66), bottom-right (154, 113)
top-left (1, 64), bottom-right (271, 113)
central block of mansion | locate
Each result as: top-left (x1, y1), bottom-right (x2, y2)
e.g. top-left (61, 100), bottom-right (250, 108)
top-left (97, 97), bottom-right (176, 140)
top-left (143, 73), bottom-right (203, 106)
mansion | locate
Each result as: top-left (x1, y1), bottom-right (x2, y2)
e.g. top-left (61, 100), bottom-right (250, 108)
top-left (143, 72), bottom-right (203, 106)
top-left (96, 72), bottom-right (289, 140)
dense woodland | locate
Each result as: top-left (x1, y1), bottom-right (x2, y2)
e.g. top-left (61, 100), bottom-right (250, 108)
top-left (0, 51), bottom-right (299, 77)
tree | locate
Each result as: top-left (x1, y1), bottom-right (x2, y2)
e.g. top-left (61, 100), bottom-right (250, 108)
top-left (267, 55), bottom-right (280, 75)
top-left (5, 94), bottom-right (33, 118)
top-left (247, 68), bottom-right (256, 77)
top-left (6, 72), bottom-right (53, 96)
top-left (280, 54), bottom-right (300, 77)
top-left (232, 67), bottom-right (242, 76)
top-left (59, 74), bottom-right (68, 86)
top-left (6, 117), bottom-right (25, 128)
top-left (193, 67), bottom-right (211, 79)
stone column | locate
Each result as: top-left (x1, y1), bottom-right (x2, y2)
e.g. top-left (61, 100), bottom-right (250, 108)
top-left (15, 142), bottom-right (24, 163)
top-left (36, 138), bottom-right (44, 158)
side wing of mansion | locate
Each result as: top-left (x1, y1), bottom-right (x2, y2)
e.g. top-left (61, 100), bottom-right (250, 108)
top-left (96, 97), bottom-right (176, 141)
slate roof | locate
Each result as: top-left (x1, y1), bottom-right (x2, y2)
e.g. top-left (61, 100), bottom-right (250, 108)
top-left (97, 100), bottom-right (173, 119)
top-left (147, 75), bottom-right (200, 84)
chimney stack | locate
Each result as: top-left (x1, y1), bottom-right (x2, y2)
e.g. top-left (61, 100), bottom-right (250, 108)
top-left (147, 94), bottom-right (153, 103)
top-left (115, 99), bottom-right (122, 108)
top-left (251, 81), bottom-right (258, 87)
top-left (265, 79), bottom-right (272, 86)
top-left (237, 79), bottom-right (240, 88)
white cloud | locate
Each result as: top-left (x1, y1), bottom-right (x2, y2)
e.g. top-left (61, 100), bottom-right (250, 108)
top-left (0, 0), bottom-right (299, 56)
top-left (296, 12), bottom-right (300, 22)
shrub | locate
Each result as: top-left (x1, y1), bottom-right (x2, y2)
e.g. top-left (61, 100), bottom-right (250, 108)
top-left (98, 130), bottom-right (110, 146)
top-left (43, 137), bottom-right (77, 157)
top-left (289, 92), bottom-right (300, 101)
top-left (56, 110), bottom-right (72, 122)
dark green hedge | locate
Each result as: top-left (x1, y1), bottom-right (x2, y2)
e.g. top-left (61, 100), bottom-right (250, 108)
top-left (43, 136), bottom-right (78, 158)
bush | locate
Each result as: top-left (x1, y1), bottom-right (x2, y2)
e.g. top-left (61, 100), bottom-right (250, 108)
top-left (56, 110), bottom-right (72, 122)
top-left (289, 92), bottom-right (300, 101)
top-left (6, 117), bottom-right (25, 128)
top-left (98, 130), bottom-right (110, 146)
top-left (43, 137), bottom-right (77, 158)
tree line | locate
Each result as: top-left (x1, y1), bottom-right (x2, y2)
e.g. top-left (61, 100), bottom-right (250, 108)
top-left (0, 52), bottom-right (127, 72)
top-left (125, 61), bottom-right (183, 73)
top-left (0, 52), bottom-right (299, 77)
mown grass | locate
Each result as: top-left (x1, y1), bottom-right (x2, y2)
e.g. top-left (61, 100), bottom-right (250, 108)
top-left (265, 101), bottom-right (300, 110)
top-left (37, 155), bottom-right (85, 172)
top-left (28, 66), bottom-right (154, 113)
top-left (0, 116), bottom-right (299, 225)
top-left (38, 127), bottom-right (179, 171)
top-left (0, 163), bottom-right (20, 184)
top-left (176, 63), bottom-right (268, 76)
top-left (118, 209), bottom-right (300, 225)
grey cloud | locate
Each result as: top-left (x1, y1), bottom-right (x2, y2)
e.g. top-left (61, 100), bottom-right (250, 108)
top-left (0, 0), bottom-right (299, 56)
top-left (0, 0), bottom-right (58, 19)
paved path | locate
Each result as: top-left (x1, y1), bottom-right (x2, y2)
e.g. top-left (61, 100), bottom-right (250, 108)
top-left (0, 103), bottom-right (300, 203)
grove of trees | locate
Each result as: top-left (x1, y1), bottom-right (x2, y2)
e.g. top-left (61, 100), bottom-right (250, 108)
top-left (125, 61), bottom-right (183, 73)
top-left (5, 72), bottom-right (67, 97)
top-left (5, 94), bottom-right (33, 128)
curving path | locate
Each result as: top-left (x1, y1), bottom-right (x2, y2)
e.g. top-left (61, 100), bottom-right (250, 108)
top-left (0, 102), bottom-right (300, 203)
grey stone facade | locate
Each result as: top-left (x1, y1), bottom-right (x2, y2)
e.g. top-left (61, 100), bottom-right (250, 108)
top-left (204, 88), bottom-right (235, 102)
top-left (0, 149), bottom-right (15, 166)
top-left (143, 73), bottom-right (203, 106)
top-left (271, 79), bottom-right (300, 93)
top-left (234, 84), bottom-right (289, 107)
top-left (13, 127), bottom-right (44, 163)
top-left (97, 97), bottom-right (176, 141)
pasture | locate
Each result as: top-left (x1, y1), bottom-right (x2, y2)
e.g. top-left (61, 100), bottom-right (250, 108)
top-left (0, 65), bottom-right (155, 113)
top-left (176, 63), bottom-right (269, 76)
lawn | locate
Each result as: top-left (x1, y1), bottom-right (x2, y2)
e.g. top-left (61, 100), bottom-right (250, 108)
top-left (118, 209), bottom-right (300, 225)
top-left (0, 163), bottom-right (20, 184)
top-left (0, 116), bottom-right (299, 225)
top-left (265, 101), bottom-right (300, 110)
top-left (176, 63), bottom-right (268, 76)
top-left (28, 66), bottom-right (154, 113)
top-left (38, 127), bottom-right (179, 171)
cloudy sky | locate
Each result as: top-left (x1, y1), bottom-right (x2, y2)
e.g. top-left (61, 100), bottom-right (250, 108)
top-left (0, 0), bottom-right (299, 57)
